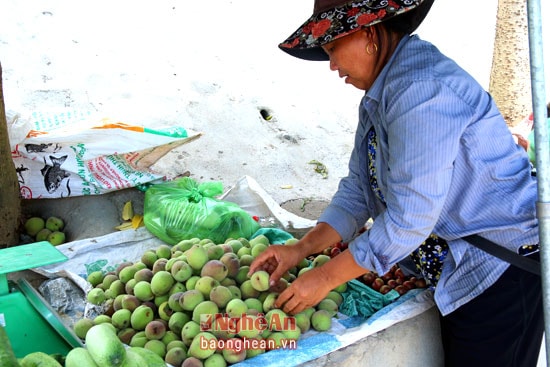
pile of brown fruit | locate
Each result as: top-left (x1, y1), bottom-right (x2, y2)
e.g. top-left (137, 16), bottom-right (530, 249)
top-left (314, 242), bottom-right (428, 297)
top-left (357, 265), bottom-right (427, 296)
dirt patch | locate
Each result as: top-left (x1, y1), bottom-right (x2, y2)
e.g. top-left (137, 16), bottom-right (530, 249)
top-left (280, 198), bottom-right (329, 220)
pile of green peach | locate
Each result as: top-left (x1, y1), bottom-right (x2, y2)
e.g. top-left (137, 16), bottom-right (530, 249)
top-left (74, 235), bottom-right (347, 366)
top-left (23, 215), bottom-right (66, 246)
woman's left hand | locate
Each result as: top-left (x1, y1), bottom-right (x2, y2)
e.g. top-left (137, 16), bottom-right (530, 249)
top-left (275, 266), bottom-right (334, 314)
top-left (275, 249), bottom-right (370, 315)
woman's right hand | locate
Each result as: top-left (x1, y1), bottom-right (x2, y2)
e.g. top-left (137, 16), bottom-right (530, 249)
top-left (248, 244), bottom-right (305, 286)
top-left (248, 222), bottom-right (342, 285)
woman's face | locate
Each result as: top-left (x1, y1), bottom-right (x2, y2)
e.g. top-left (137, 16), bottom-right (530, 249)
top-left (321, 28), bottom-right (379, 91)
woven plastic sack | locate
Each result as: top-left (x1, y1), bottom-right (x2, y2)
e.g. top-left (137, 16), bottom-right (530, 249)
top-left (9, 110), bottom-right (198, 199)
top-left (340, 279), bottom-right (400, 319)
top-left (143, 177), bottom-right (260, 245)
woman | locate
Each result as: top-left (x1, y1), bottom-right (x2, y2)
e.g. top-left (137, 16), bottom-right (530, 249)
top-left (249, 0), bottom-right (543, 366)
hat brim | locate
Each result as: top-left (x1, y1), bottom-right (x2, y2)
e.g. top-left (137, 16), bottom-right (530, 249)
top-left (279, 0), bottom-right (431, 61)
top-left (279, 45), bottom-right (330, 61)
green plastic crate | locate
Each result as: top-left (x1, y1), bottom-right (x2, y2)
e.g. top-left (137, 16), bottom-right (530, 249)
top-left (0, 242), bottom-right (83, 357)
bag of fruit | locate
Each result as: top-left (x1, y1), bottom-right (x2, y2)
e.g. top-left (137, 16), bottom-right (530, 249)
top-left (143, 177), bottom-right (260, 244)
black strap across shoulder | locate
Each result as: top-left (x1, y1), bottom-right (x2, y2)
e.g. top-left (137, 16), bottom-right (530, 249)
top-left (462, 234), bottom-right (541, 276)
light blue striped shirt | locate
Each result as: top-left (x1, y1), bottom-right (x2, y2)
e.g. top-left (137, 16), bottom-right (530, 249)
top-left (318, 34), bottom-right (539, 315)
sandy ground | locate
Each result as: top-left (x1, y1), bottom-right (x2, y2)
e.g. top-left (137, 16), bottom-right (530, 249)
top-left (0, 0), bottom-right (548, 208)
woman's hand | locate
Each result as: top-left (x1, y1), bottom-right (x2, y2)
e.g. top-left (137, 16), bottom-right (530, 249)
top-left (276, 250), bottom-right (370, 315)
top-left (248, 244), bottom-right (306, 287)
top-left (275, 266), bottom-right (334, 314)
top-left (248, 222), bottom-right (342, 285)
top-left (248, 223), bottom-right (368, 315)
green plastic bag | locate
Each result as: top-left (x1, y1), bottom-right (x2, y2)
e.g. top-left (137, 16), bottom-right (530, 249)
top-left (527, 117), bottom-right (550, 167)
top-left (340, 279), bottom-right (400, 319)
top-left (143, 177), bottom-right (260, 245)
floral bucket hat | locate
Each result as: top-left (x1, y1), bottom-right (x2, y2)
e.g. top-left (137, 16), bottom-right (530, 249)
top-left (279, 0), bottom-right (434, 61)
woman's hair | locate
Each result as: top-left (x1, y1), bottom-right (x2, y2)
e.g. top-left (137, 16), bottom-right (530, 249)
top-left (371, 24), bottom-right (402, 71)
top-left (370, 1), bottom-right (435, 74)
